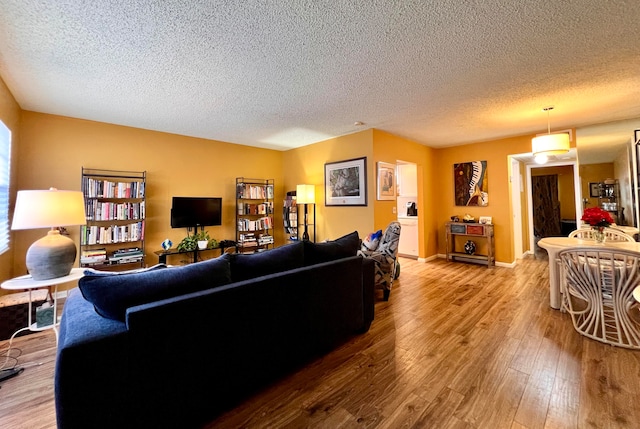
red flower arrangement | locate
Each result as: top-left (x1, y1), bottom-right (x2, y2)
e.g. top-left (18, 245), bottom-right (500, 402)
top-left (581, 207), bottom-right (614, 230)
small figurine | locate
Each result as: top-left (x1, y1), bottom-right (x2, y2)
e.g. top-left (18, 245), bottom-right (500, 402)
top-left (161, 239), bottom-right (173, 250)
top-left (450, 215), bottom-right (460, 222)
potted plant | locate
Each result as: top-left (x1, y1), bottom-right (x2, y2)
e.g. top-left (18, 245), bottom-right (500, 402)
top-left (194, 229), bottom-right (211, 250)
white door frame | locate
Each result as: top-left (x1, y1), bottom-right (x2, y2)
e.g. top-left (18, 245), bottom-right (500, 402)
top-left (510, 158), bottom-right (524, 259)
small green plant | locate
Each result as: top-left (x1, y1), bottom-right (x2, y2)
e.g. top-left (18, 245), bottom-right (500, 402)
top-left (178, 230), bottom-right (218, 251)
top-left (194, 230), bottom-right (210, 242)
top-left (177, 235), bottom-right (198, 252)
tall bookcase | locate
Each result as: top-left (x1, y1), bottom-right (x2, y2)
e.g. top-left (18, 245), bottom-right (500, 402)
top-left (236, 177), bottom-right (274, 253)
top-left (80, 168), bottom-right (146, 271)
top-left (283, 191), bottom-right (298, 241)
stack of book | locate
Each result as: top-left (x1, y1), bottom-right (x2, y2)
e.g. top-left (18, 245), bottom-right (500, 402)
top-left (108, 248), bottom-right (144, 264)
top-left (258, 234), bottom-right (274, 245)
top-left (239, 233), bottom-right (257, 247)
top-left (80, 248), bottom-right (107, 265)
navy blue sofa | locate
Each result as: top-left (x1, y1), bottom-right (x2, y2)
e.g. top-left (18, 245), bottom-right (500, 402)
top-left (55, 233), bottom-right (374, 428)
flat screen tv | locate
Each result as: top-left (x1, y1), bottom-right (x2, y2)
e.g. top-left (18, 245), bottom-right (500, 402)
top-left (171, 197), bottom-right (222, 228)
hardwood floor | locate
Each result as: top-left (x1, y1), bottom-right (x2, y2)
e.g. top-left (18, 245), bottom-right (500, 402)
top-left (1, 255), bottom-right (639, 428)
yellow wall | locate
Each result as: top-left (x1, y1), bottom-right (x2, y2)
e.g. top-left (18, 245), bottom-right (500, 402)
top-left (0, 72), bottom-right (584, 284)
top-left (0, 76), bottom-right (21, 283)
top-left (13, 112), bottom-right (284, 278)
top-left (434, 135), bottom-right (534, 263)
top-left (281, 130), bottom-right (374, 241)
top-left (371, 129), bottom-right (436, 258)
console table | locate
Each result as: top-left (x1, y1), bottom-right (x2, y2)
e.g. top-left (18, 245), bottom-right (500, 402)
top-left (445, 222), bottom-right (495, 267)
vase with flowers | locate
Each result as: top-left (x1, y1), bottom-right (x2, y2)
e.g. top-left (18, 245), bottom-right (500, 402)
top-left (581, 207), bottom-right (615, 243)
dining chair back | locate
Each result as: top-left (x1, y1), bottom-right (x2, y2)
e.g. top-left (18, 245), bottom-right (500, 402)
top-left (568, 227), bottom-right (635, 242)
top-left (559, 247), bottom-right (640, 349)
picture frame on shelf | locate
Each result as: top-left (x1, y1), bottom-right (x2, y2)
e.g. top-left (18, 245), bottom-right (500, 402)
top-left (376, 161), bottom-right (396, 201)
top-left (589, 182), bottom-right (600, 198)
top-left (324, 157), bottom-right (367, 206)
top-left (479, 216), bottom-right (492, 225)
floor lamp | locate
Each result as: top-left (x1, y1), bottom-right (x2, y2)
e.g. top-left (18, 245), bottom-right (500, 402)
top-left (296, 184), bottom-right (315, 241)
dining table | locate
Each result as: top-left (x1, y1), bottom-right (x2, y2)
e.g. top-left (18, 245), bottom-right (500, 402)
top-left (537, 236), bottom-right (640, 309)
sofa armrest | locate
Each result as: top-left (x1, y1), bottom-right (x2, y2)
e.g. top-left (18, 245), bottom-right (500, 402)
top-left (55, 288), bottom-right (131, 429)
top-left (361, 256), bottom-right (375, 331)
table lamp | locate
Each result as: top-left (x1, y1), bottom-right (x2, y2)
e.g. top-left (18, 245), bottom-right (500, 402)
top-left (11, 188), bottom-right (86, 280)
top-left (296, 184), bottom-right (315, 241)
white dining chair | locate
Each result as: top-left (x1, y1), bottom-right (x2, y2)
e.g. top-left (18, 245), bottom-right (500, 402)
top-left (559, 247), bottom-right (640, 349)
top-left (568, 227), bottom-right (635, 242)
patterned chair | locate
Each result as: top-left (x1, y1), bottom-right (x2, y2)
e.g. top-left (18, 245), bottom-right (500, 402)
top-left (559, 247), bottom-right (640, 349)
top-left (357, 221), bottom-right (401, 301)
top-left (568, 227), bottom-right (635, 242)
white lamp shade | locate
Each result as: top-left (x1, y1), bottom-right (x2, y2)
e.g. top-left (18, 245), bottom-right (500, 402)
top-left (531, 133), bottom-right (570, 156)
top-left (11, 189), bottom-right (86, 230)
top-left (296, 184), bottom-right (315, 204)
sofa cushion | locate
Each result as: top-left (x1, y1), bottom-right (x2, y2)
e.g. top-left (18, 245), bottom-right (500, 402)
top-left (228, 241), bottom-right (304, 282)
top-left (78, 256), bottom-right (231, 321)
top-left (304, 231), bottom-right (360, 265)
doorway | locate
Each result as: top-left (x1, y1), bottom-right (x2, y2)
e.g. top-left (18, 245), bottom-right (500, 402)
top-left (525, 160), bottom-right (581, 254)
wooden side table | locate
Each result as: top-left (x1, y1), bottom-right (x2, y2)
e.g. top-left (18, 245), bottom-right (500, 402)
top-left (1, 268), bottom-right (84, 345)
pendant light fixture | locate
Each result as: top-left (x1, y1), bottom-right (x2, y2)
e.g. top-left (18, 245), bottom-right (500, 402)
top-left (531, 106), bottom-right (570, 157)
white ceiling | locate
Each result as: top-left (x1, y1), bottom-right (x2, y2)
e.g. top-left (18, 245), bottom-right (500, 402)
top-left (1, 1), bottom-right (640, 151)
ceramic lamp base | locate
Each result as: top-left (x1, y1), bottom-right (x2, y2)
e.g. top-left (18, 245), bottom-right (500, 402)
top-left (26, 230), bottom-right (77, 280)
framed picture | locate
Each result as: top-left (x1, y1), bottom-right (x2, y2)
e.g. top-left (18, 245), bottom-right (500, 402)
top-left (634, 129), bottom-right (640, 144)
top-left (589, 182), bottom-right (600, 198)
top-left (376, 162), bottom-right (396, 200)
top-left (324, 157), bottom-right (367, 206)
top-left (454, 160), bottom-right (488, 206)
top-left (479, 216), bottom-right (492, 225)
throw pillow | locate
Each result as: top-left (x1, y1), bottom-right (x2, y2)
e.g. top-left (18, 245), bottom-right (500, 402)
top-left (304, 230), bottom-right (360, 265)
top-left (82, 263), bottom-right (168, 276)
top-left (361, 230), bottom-right (383, 251)
top-left (78, 255), bottom-right (231, 321)
top-left (228, 241), bottom-right (304, 282)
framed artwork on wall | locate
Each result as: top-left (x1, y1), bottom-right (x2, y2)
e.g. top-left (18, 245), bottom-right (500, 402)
top-left (589, 182), bottom-right (600, 197)
top-left (454, 160), bottom-right (488, 206)
top-left (324, 157), bottom-right (367, 206)
top-left (376, 162), bottom-right (396, 200)
top-left (479, 216), bottom-right (492, 225)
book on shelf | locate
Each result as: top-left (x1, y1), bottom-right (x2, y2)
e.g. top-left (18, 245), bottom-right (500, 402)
top-left (83, 177), bottom-right (145, 199)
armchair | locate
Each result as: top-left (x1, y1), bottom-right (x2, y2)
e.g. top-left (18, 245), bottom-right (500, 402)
top-left (357, 221), bottom-right (401, 301)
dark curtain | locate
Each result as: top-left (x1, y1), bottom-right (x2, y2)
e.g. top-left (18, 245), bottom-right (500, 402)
top-left (532, 175), bottom-right (562, 237)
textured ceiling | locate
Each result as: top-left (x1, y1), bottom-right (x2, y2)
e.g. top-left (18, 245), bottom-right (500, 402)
top-left (1, 0), bottom-right (640, 151)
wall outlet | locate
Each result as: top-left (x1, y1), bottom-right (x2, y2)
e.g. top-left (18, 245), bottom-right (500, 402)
top-left (392, 207), bottom-right (396, 214)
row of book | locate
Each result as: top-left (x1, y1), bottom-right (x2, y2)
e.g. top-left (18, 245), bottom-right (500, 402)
top-left (237, 216), bottom-right (273, 232)
top-left (83, 177), bottom-right (145, 199)
top-left (81, 221), bottom-right (145, 245)
top-left (237, 183), bottom-right (274, 200)
top-left (238, 202), bottom-right (274, 215)
top-left (85, 201), bottom-right (145, 221)
top-left (238, 233), bottom-right (273, 247)
top-left (80, 247), bottom-right (144, 265)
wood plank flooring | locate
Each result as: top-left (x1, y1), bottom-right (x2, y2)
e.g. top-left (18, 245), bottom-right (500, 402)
top-left (1, 255), bottom-right (639, 428)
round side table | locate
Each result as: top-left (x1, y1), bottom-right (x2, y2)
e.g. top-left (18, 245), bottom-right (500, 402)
top-left (1, 268), bottom-right (84, 345)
